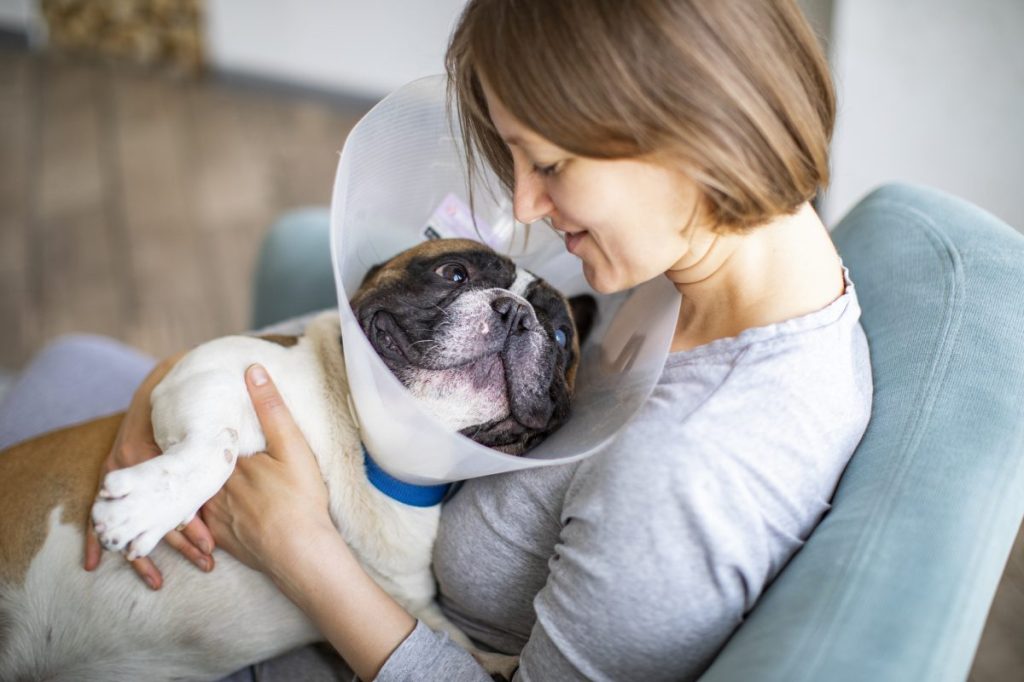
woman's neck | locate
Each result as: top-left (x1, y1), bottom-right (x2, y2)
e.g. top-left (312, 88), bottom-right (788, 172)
top-left (665, 202), bottom-right (844, 353)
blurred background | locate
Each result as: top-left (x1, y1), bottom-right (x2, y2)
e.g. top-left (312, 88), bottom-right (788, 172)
top-left (1, 0), bottom-right (1022, 365)
top-left (0, 0), bottom-right (1021, 677)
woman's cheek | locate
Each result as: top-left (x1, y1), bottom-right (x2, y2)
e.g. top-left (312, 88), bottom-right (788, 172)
top-left (548, 173), bottom-right (590, 219)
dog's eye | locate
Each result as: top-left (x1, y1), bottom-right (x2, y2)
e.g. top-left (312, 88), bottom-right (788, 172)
top-left (554, 327), bottom-right (569, 348)
top-left (435, 263), bottom-right (469, 284)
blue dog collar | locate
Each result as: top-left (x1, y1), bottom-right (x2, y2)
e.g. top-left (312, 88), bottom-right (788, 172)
top-left (363, 446), bottom-right (451, 507)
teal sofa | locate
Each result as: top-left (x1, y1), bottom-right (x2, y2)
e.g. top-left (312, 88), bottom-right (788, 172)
top-left (252, 184), bottom-right (1024, 681)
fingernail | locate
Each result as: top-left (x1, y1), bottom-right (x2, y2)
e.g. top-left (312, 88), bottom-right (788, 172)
top-left (145, 575), bottom-right (159, 590)
top-left (199, 539), bottom-right (212, 554)
top-left (199, 558), bottom-right (212, 571)
top-left (249, 364), bottom-right (268, 386)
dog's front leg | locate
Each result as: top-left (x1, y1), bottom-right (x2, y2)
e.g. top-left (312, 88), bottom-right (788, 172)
top-left (89, 364), bottom-right (245, 561)
top-left (91, 421), bottom-right (243, 560)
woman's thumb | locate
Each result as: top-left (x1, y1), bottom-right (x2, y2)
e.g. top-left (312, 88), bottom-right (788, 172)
top-left (245, 364), bottom-right (304, 458)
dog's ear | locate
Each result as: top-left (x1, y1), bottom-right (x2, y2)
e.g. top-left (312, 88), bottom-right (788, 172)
top-left (358, 263), bottom-right (384, 291)
top-left (568, 294), bottom-right (598, 346)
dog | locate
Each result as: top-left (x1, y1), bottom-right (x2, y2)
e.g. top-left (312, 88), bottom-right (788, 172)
top-left (0, 238), bottom-right (595, 681)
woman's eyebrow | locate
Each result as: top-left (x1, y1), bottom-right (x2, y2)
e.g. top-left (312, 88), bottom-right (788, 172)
top-left (504, 135), bottom-right (557, 157)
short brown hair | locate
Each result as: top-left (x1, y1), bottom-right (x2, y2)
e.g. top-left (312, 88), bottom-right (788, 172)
top-left (446, 0), bottom-right (835, 231)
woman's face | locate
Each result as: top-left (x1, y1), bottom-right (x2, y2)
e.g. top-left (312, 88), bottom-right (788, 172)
top-left (482, 83), bottom-right (704, 294)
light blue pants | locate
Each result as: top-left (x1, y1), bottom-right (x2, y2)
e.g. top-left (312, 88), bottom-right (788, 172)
top-left (0, 334), bottom-right (155, 451)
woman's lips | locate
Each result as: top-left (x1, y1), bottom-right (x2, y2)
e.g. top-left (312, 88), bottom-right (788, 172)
top-left (564, 230), bottom-right (587, 255)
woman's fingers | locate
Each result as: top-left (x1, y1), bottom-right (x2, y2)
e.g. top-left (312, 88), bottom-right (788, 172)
top-left (83, 523), bottom-right (102, 571)
top-left (86, 527), bottom-right (166, 589)
top-left (86, 504), bottom-right (215, 581)
top-left (245, 364), bottom-right (306, 461)
top-left (180, 515), bottom-right (216, 556)
top-left (129, 555), bottom-right (163, 591)
top-left (85, 526), bottom-right (213, 590)
top-left (165, 529), bottom-right (214, 572)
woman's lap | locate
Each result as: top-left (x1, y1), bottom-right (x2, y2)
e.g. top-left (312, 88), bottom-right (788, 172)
top-left (219, 642), bottom-right (355, 682)
top-left (0, 334), bottom-right (156, 451)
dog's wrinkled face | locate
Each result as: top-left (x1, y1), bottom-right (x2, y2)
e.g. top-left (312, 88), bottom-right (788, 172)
top-left (351, 238), bottom-right (596, 455)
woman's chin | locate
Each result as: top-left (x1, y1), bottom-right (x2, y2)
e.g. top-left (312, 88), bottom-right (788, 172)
top-left (582, 265), bottom-right (622, 295)
top-left (584, 263), bottom-right (667, 295)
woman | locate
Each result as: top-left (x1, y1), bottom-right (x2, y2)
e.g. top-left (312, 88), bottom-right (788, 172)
top-left (4, 0), bottom-right (871, 679)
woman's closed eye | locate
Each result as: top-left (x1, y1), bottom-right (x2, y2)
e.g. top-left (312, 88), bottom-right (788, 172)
top-left (533, 161), bottom-right (561, 177)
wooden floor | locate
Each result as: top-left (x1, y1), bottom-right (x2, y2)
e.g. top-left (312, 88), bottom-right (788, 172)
top-left (0, 45), bottom-right (368, 368)
top-left (0, 45), bottom-right (1020, 681)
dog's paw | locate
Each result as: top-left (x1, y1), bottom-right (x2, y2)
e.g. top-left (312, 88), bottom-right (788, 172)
top-left (91, 458), bottom-right (196, 560)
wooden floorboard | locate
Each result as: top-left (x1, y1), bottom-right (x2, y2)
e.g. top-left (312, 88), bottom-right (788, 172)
top-left (0, 47), bottom-right (363, 364)
top-left (0, 49), bottom-right (32, 369)
top-left (32, 58), bottom-right (125, 348)
top-left (110, 66), bottom-right (218, 356)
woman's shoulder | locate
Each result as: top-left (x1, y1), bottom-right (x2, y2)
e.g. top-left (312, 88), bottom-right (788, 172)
top-left (657, 270), bottom-right (872, 439)
top-left (564, 280), bottom-right (872, 535)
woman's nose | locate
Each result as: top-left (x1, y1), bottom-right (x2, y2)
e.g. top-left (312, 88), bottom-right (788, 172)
top-left (512, 165), bottom-right (555, 224)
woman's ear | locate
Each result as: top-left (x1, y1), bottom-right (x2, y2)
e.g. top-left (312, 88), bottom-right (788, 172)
top-left (568, 295), bottom-right (598, 346)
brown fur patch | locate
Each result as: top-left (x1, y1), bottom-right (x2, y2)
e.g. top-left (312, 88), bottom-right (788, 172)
top-left (0, 414), bottom-right (121, 585)
top-left (257, 334), bottom-right (301, 348)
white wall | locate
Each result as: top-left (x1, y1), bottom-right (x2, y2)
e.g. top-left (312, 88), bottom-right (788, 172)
top-left (26, 0), bottom-right (1007, 232)
top-left (0, 0), bottom-right (30, 29)
top-left (824, 0), bottom-right (1024, 231)
top-left (0, 0), bottom-right (44, 45)
top-left (205, 1), bottom-right (836, 106)
top-left (204, 0), bottom-right (468, 100)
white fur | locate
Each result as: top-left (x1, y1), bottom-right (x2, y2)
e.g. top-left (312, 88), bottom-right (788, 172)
top-left (509, 267), bottom-right (536, 297)
top-left (2, 508), bottom-right (315, 681)
top-left (403, 352), bottom-right (510, 431)
top-left (1, 312), bottom-right (476, 681)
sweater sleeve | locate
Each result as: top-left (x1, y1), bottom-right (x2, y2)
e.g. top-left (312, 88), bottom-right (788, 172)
top-left (376, 620), bottom-right (493, 681)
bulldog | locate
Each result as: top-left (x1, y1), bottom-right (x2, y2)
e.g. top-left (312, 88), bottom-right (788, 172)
top-left (0, 238), bottom-right (595, 681)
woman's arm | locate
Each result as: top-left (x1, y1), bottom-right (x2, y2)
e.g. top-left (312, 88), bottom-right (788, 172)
top-left (272, 525), bottom-right (417, 680)
top-left (201, 364), bottom-right (416, 681)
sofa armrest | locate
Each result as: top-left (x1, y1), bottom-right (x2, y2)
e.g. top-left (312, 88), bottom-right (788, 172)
top-left (251, 207), bottom-right (335, 330)
top-left (701, 184), bottom-right (1024, 682)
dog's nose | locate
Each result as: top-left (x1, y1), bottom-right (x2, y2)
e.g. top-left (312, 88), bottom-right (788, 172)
top-left (492, 296), bottom-right (536, 335)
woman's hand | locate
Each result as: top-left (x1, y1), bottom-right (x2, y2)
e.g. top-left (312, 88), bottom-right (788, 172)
top-left (83, 351), bottom-right (216, 590)
top-left (204, 364), bottom-right (416, 680)
top-left (201, 364), bottom-right (333, 576)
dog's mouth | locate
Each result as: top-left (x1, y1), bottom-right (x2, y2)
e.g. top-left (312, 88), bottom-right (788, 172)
top-left (363, 304), bottom-right (562, 455)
